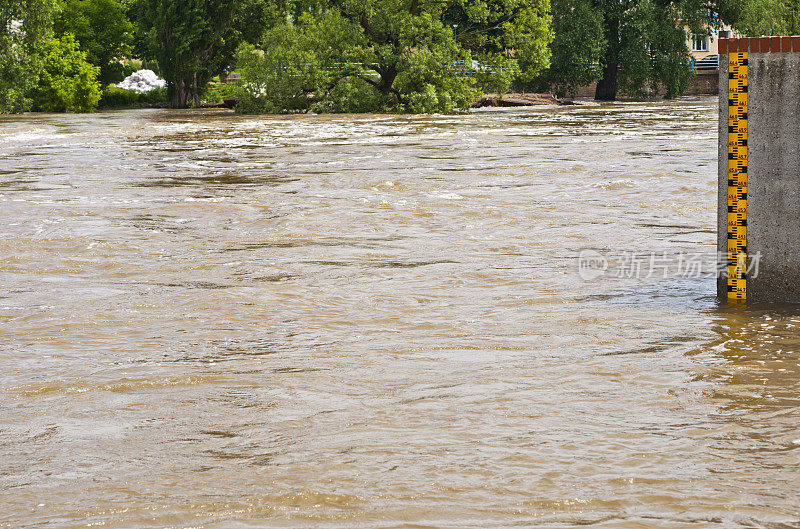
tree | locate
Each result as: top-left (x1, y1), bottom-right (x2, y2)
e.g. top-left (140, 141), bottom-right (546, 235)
top-left (31, 33), bottom-right (101, 111)
top-left (543, 0), bottom-right (605, 96)
top-left (443, 0), bottom-right (553, 91)
top-left (53, 0), bottom-right (134, 85)
top-left (0, 0), bottom-right (58, 113)
top-left (134, 0), bottom-right (277, 108)
top-left (234, 24), bottom-right (333, 113)
top-left (544, 0), bottom-right (722, 101)
top-left (237, 0), bottom-right (552, 113)
top-left (735, 0), bottom-right (800, 36)
top-left (339, 0), bottom-right (552, 102)
top-left (595, 0), bottom-right (709, 101)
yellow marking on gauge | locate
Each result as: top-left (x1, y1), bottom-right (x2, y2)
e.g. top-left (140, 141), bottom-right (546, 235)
top-left (727, 52), bottom-right (748, 302)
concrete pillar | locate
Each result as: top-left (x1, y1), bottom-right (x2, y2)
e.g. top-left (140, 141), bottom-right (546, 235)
top-left (719, 37), bottom-right (800, 303)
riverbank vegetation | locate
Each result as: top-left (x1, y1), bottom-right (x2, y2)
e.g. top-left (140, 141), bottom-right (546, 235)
top-left (0, 0), bottom-right (795, 114)
top-left (234, 0), bottom-right (552, 114)
top-left (540, 0), bottom-right (734, 100)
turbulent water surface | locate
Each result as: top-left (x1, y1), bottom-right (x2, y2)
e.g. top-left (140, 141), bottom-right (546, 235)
top-left (1, 99), bottom-right (799, 528)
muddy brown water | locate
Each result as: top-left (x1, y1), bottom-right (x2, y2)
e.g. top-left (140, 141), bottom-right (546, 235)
top-left (1, 99), bottom-right (799, 528)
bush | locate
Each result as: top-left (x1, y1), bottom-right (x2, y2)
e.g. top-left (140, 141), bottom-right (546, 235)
top-left (394, 46), bottom-right (478, 114)
top-left (120, 59), bottom-right (144, 79)
top-left (53, 0), bottom-right (135, 85)
top-left (99, 84), bottom-right (168, 109)
top-left (32, 34), bottom-right (101, 112)
top-left (140, 85), bottom-right (168, 106)
top-left (201, 81), bottom-right (241, 105)
top-left (310, 76), bottom-right (386, 113)
top-left (234, 27), bottom-right (327, 114)
top-left (99, 85), bottom-right (140, 108)
top-left (407, 84), bottom-right (440, 114)
top-left (234, 11), bottom-right (480, 115)
top-left (0, 0), bottom-right (55, 114)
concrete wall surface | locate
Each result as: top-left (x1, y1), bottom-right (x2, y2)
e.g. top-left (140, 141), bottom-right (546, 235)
top-left (719, 38), bottom-right (800, 302)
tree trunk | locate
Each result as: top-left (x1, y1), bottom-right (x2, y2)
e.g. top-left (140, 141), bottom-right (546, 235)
top-left (169, 82), bottom-right (179, 108)
top-left (377, 65), bottom-right (398, 97)
top-left (595, 14), bottom-right (621, 101)
top-left (595, 59), bottom-right (618, 101)
top-left (192, 72), bottom-right (200, 108)
top-left (169, 80), bottom-right (191, 108)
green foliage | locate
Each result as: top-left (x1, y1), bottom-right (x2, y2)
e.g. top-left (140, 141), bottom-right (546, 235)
top-left (618, 1), bottom-right (697, 100)
top-left (311, 76), bottom-right (386, 113)
top-left (32, 33), bottom-right (101, 112)
top-left (540, 0), bottom-right (714, 100)
top-left (236, 0), bottom-right (551, 114)
top-left (713, 0), bottom-right (744, 29)
top-left (132, 0), bottom-right (279, 108)
top-left (234, 13), bottom-right (389, 113)
top-left (140, 85), bottom-right (168, 105)
top-left (407, 83), bottom-right (443, 113)
top-left (235, 23), bottom-right (330, 113)
top-left (0, 0), bottom-right (58, 113)
top-left (99, 84), bottom-right (139, 107)
top-left (446, 0), bottom-right (553, 84)
top-left (392, 42), bottom-right (479, 112)
top-left (98, 83), bottom-right (168, 108)
top-left (735, 0), bottom-right (800, 36)
top-left (644, 3), bottom-right (695, 99)
top-left (200, 80), bottom-right (240, 104)
top-left (137, 0), bottom-right (234, 108)
top-left (120, 58), bottom-right (143, 78)
top-left (471, 54), bottom-right (517, 95)
top-left (54, 0), bottom-right (134, 85)
top-left (540, 0), bottom-right (604, 97)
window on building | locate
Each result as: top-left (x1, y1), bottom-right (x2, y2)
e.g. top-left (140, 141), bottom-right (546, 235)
top-left (719, 30), bottom-right (731, 39)
top-left (692, 34), bottom-right (709, 51)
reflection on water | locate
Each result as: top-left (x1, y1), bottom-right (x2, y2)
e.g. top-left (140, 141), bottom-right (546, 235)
top-left (1, 100), bottom-right (799, 528)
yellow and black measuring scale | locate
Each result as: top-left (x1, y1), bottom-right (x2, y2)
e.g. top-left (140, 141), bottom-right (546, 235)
top-left (727, 52), bottom-right (748, 302)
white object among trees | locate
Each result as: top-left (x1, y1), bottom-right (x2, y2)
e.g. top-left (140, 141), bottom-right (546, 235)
top-left (116, 70), bottom-right (166, 93)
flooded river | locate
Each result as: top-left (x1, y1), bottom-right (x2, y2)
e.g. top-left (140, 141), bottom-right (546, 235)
top-left (1, 98), bottom-right (799, 528)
